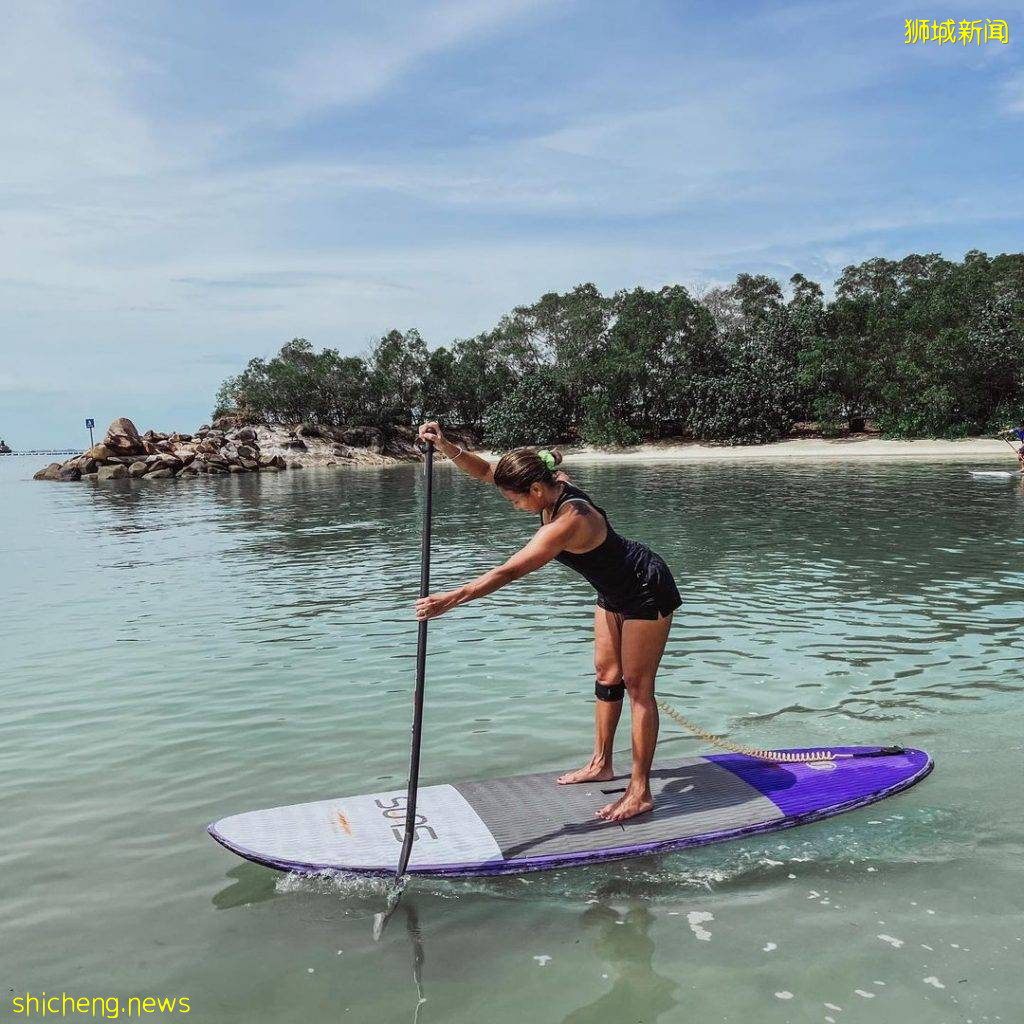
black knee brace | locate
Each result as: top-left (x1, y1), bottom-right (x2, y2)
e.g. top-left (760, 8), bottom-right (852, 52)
top-left (595, 680), bottom-right (625, 702)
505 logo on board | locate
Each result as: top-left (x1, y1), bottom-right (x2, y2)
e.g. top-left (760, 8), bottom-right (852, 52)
top-left (375, 797), bottom-right (438, 843)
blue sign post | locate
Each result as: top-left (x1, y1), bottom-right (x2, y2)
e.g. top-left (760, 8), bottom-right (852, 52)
top-left (86, 418), bottom-right (95, 447)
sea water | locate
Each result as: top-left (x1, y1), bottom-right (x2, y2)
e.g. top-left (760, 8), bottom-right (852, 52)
top-left (3, 455), bottom-right (1022, 1023)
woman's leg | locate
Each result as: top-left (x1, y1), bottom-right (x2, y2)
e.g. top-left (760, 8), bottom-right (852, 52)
top-left (557, 606), bottom-right (624, 785)
top-left (596, 613), bottom-right (672, 821)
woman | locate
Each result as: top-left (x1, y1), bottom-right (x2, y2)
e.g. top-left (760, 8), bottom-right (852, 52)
top-left (414, 422), bottom-right (682, 822)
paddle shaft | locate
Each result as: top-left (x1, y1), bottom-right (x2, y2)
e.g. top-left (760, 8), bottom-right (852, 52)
top-left (396, 440), bottom-right (434, 878)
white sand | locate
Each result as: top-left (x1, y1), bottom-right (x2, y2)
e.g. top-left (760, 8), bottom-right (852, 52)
top-left (476, 437), bottom-right (1016, 464)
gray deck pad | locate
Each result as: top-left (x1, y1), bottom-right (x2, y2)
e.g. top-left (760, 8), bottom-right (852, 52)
top-left (208, 747), bottom-right (931, 876)
top-left (454, 758), bottom-right (781, 860)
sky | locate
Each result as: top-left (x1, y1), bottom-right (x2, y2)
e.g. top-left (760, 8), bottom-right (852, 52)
top-left (2, 1), bottom-right (1022, 448)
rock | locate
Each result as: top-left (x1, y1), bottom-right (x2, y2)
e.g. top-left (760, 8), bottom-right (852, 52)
top-left (81, 472), bottom-right (97, 480)
top-left (213, 414), bottom-right (247, 430)
top-left (195, 424), bottom-right (210, 433)
top-left (240, 458), bottom-right (258, 471)
top-left (228, 465), bottom-right (245, 474)
top-left (144, 467), bottom-right (173, 479)
top-left (58, 466), bottom-right (82, 481)
top-left (233, 426), bottom-right (257, 442)
top-left (289, 461), bottom-right (304, 469)
top-left (272, 454), bottom-right (287, 469)
top-left (236, 444), bottom-right (258, 461)
top-left (283, 437), bottom-right (308, 451)
top-left (260, 464), bottom-right (280, 472)
top-left (129, 461), bottom-right (148, 478)
top-left (331, 444), bottom-right (354, 458)
top-left (87, 444), bottom-right (113, 461)
top-left (97, 464), bottom-right (128, 480)
top-left (104, 417), bottom-right (144, 454)
top-left (33, 462), bottom-right (61, 480)
top-left (340, 426), bottom-right (384, 453)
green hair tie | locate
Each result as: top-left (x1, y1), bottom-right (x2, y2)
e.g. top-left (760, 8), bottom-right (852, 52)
top-left (538, 449), bottom-right (557, 471)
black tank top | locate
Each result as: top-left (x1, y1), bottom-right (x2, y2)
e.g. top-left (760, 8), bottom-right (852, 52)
top-left (540, 482), bottom-right (651, 607)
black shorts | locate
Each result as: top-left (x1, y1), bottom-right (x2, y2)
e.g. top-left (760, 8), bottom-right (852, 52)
top-left (596, 552), bottom-right (682, 621)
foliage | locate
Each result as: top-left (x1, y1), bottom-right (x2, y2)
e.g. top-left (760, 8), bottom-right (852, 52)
top-left (215, 251), bottom-right (1024, 445)
top-left (482, 368), bottom-right (571, 450)
top-left (578, 392), bottom-right (642, 447)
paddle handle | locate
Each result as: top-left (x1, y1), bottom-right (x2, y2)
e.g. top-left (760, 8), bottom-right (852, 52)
top-left (396, 440), bottom-right (434, 877)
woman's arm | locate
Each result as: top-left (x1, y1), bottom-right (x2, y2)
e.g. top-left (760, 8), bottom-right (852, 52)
top-left (418, 421), bottom-right (494, 483)
top-left (415, 517), bottom-right (577, 619)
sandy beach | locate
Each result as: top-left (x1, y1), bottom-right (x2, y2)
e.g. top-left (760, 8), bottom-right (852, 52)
top-left (477, 436), bottom-right (1017, 464)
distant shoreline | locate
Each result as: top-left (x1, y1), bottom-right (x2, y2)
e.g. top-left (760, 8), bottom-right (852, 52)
top-left (476, 436), bottom-right (1017, 464)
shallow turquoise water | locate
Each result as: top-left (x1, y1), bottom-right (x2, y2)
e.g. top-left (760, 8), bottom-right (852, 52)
top-left (4, 454), bottom-right (1023, 1023)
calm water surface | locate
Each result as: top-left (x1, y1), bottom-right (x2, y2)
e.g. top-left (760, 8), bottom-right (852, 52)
top-left (4, 454), bottom-right (1023, 1023)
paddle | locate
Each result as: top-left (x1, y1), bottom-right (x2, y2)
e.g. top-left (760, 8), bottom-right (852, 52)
top-left (375, 439), bottom-right (434, 938)
top-left (398, 438), bottom-right (434, 876)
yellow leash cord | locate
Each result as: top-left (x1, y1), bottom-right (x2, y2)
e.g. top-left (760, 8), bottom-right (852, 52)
top-left (656, 700), bottom-right (844, 763)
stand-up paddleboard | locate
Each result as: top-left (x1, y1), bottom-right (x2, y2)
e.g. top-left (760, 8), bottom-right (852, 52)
top-left (208, 746), bottom-right (932, 877)
top-left (970, 470), bottom-right (1017, 479)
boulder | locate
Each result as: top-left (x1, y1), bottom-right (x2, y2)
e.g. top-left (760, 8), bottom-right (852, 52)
top-left (340, 426), bottom-right (384, 453)
top-left (232, 426), bottom-right (257, 442)
top-left (58, 465), bottom-right (81, 481)
top-left (213, 414), bottom-right (246, 430)
top-left (236, 444), bottom-right (258, 461)
top-left (195, 424), bottom-right (210, 433)
top-left (332, 444), bottom-right (354, 459)
top-left (97, 464), bottom-right (128, 480)
top-left (260, 464), bottom-right (280, 472)
top-left (240, 458), bottom-right (258, 471)
top-left (283, 437), bottom-right (308, 451)
top-left (87, 444), bottom-right (113, 461)
top-left (289, 460), bottom-right (304, 469)
top-left (228, 465), bottom-right (245, 474)
top-left (129, 461), bottom-right (148, 478)
top-left (104, 417), bottom-right (144, 454)
top-left (144, 467), bottom-right (173, 479)
top-left (272, 454), bottom-right (287, 469)
top-left (81, 472), bottom-right (97, 480)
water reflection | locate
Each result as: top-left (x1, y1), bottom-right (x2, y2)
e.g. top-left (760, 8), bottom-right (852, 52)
top-left (562, 904), bottom-right (677, 1024)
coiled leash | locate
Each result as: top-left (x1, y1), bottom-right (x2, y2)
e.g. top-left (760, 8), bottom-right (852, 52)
top-left (656, 700), bottom-right (904, 763)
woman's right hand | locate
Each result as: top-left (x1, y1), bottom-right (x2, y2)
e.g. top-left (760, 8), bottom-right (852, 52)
top-left (418, 421), bottom-right (445, 446)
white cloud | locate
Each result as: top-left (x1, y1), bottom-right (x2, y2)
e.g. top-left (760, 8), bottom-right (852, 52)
top-left (273, 0), bottom-right (559, 115)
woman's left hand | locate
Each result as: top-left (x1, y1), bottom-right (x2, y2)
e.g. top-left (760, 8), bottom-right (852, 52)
top-left (415, 591), bottom-right (460, 620)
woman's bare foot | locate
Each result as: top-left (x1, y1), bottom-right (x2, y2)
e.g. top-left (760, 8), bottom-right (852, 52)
top-left (557, 756), bottom-right (614, 785)
top-left (596, 785), bottom-right (654, 821)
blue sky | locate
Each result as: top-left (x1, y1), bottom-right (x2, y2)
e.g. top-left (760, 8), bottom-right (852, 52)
top-left (2, 0), bottom-right (1022, 447)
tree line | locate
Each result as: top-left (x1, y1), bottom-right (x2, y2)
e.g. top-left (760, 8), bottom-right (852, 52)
top-left (214, 250), bottom-right (1024, 448)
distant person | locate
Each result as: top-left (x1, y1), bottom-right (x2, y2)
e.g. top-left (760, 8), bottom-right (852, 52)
top-left (998, 426), bottom-right (1024, 472)
top-left (415, 421), bottom-right (682, 822)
